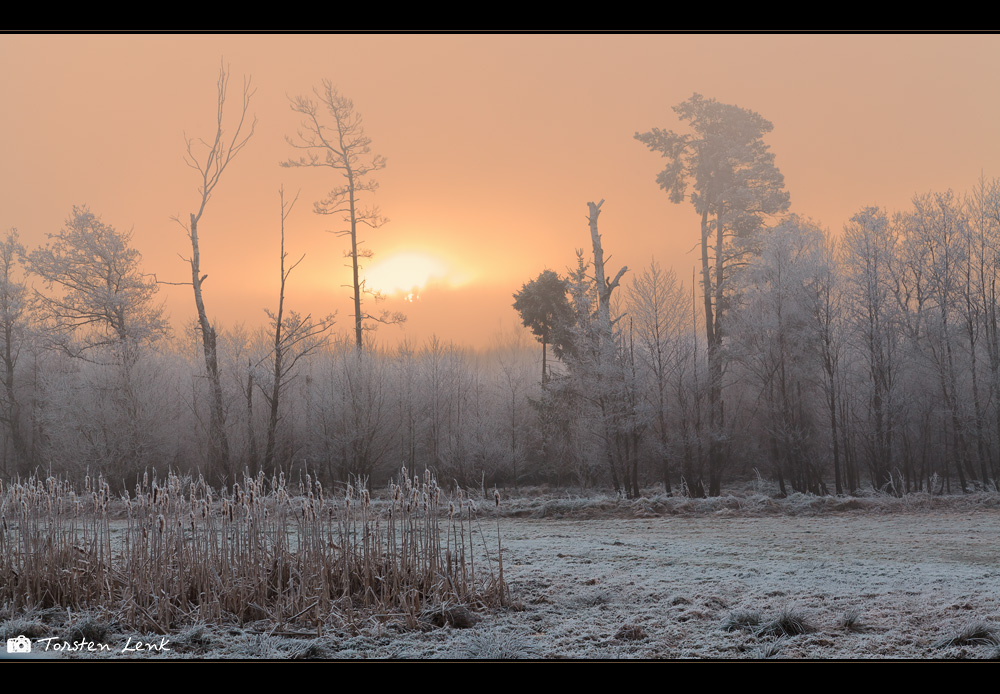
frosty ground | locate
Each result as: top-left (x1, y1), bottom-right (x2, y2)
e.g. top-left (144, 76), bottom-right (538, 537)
top-left (3, 491), bottom-right (999, 659)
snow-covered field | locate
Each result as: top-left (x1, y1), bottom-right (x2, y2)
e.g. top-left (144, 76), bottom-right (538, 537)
top-left (3, 493), bottom-right (999, 659)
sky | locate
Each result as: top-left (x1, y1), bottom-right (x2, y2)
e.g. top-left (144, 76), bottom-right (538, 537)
top-left (2, 33), bottom-right (999, 350)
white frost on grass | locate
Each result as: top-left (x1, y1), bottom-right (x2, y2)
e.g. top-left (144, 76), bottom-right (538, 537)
top-left (2, 496), bottom-right (998, 659)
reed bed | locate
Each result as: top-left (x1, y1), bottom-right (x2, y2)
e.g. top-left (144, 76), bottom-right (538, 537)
top-left (0, 469), bottom-right (510, 634)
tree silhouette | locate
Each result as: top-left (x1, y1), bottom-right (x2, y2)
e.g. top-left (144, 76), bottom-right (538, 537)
top-left (282, 81), bottom-right (402, 350)
top-left (636, 93), bottom-right (789, 495)
top-left (512, 270), bottom-right (574, 386)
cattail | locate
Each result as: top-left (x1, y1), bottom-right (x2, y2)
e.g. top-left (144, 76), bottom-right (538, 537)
top-left (157, 514), bottom-right (165, 534)
top-left (494, 489), bottom-right (500, 507)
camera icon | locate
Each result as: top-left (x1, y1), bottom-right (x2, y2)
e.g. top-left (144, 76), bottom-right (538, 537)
top-left (6, 635), bottom-right (32, 653)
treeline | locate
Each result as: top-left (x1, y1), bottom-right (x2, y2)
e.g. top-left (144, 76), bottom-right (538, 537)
top-left (3, 181), bottom-right (1000, 497)
top-left (5, 75), bottom-right (999, 498)
top-left (545, 181), bottom-right (1000, 498)
top-left (0, 234), bottom-right (556, 490)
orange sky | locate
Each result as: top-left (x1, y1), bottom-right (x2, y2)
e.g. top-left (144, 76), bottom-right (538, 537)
top-left (3, 33), bottom-right (999, 349)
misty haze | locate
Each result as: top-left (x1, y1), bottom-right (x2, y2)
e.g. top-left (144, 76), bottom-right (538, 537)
top-left (1, 33), bottom-right (999, 660)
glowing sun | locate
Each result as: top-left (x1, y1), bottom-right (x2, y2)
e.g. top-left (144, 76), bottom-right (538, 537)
top-left (364, 252), bottom-right (463, 300)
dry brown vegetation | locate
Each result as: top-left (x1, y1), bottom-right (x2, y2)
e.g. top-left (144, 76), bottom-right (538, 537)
top-left (0, 469), bottom-right (510, 636)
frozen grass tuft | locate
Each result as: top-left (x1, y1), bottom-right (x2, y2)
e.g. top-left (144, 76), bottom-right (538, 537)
top-left (243, 633), bottom-right (288, 659)
top-left (723, 610), bottom-right (761, 632)
top-left (290, 639), bottom-right (328, 660)
top-left (0, 616), bottom-right (47, 641)
top-left (935, 621), bottom-right (1000, 649)
top-left (173, 624), bottom-right (213, 650)
top-left (757, 607), bottom-right (812, 637)
top-left (65, 617), bottom-right (109, 644)
top-left (752, 637), bottom-right (785, 659)
top-left (461, 627), bottom-right (536, 659)
top-left (839, 609), bottom-right (865, 633)
top-left (423, 604), bottom-right (481, 630)
top-left (614, 623), bottom-right (648, 641)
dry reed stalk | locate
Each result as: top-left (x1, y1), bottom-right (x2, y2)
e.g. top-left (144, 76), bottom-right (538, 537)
top-left (0, 469), bottom-right (509, 633)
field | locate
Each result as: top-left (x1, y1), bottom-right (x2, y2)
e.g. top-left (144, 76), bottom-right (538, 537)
top-left (2, 488), bottom-right (999, 659)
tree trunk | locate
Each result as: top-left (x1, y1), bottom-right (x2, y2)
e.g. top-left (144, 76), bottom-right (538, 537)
top-left (190, 213), bottom-right (231, 483)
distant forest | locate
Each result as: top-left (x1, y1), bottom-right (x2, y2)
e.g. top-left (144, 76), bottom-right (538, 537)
top-left (2, 80), bottom-right (999, 499)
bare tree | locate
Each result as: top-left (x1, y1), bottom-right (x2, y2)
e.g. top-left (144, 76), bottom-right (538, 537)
top-left (176, 62), bottom-right (256, 481)
top-left (627, 259), bottom-right (685, 493)
top-left (730, 216), bottom-right (829, 495)
top-left (0, 229), bottom-right (29, 472)
top-left (259, 188), bottom-right (336, 470)
top-left (967, 175), bottom-right (1000, 487)
top-left (282, 81), bottom-right (403, 350)
top-left (841, 207), bottom-right (901, 490)
top-left (571, 200), bottom-right (637, 497)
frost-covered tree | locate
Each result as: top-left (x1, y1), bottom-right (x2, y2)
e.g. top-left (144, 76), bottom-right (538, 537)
top-left (841, 207), bottom-right (902, 490)
top-left (626, 259), bottom-right (685, 493)
top-left (283, 81), bottom-right (403, 350)
top-left (636, 94), bottom-right (790, 495)
top-left (730, 216), bottom-right (830, 495)
top-left (28, 206), bottom-right (167, 358)
top-left (0, 229), bottom-right (31, 472)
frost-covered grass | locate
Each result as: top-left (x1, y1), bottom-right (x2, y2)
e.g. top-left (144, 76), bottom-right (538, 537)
top-left (2, 487), bottom-right (998, 659)
top-left (496, 484), bottom-right (1000, 520)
